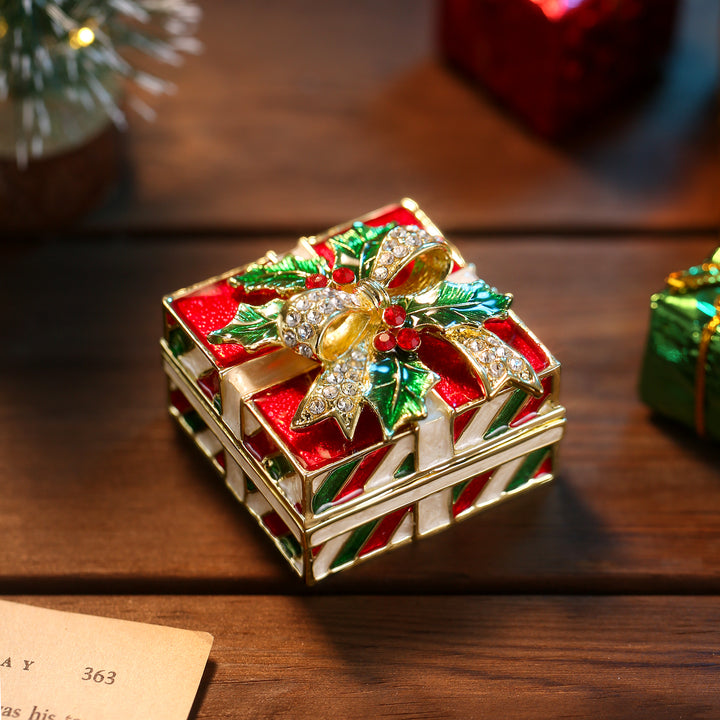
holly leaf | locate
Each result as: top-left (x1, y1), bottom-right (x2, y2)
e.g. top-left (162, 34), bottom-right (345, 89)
top-left (229, 255), bottom-right (330, 295)
top-left (355, 224), bottom-right (396, 279)
top-left (326, 222), bottom-right (396, 274)
top-left (404, 280), bottom-right (512, 329)
top-left (207, 299), bottom-right (284, 349)
top-left (365, 354), bottom-right (438, 438)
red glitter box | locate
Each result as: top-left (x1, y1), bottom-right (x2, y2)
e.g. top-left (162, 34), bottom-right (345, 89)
top-left (160, 200), bottom-right (566, 582)
top-left (440, 0), bottom-right (679, 137)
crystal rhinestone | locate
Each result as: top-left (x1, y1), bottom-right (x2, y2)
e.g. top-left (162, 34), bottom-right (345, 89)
top-left (508, 356), bottom-right (523, 372)
top-left (306, 309), bottom-right (323, 324)
top-left (305, 273), bottom-right (328, 289)
top-left (341, 382), bottom-right (357, 395)
top-left (322, 299), bottom-right (337, 314)
top-left (373, 330), bottom-right (397, 352)
top-left (469, 338), bottom-right (485, 352)
top-left (521, 370), bottom-right (531, 380)
top-left (337, 398), bottom-right (353, 413)
top-left (308, 398), bottom-right (326, 415)
top-left (332, 267), bottom-right (355, 285)
top-left (378, 251), bottom-right (393, 266)
top-left (351, 349), bottom-right (365, 362)
top-left (322, 385), bottom-right (339, 399)
top-left (297, 344), bottom-right (313, 358)
top-left (383, 304), bottom-right (406, 328)
top-left (345, 367), bottom-right (361, 382)
top-left (405, 232), bottom-right (422, 247)
top-left (336, 361), bottom-right (349, 372)
top-left (295, 296), bottom-right (309, 311)
top-left (477, 349), bottom-right (492, 364)
top-left (283, 330), bottom-right (296, 347)
top-left (297, 323), bottom-right (314, 340)
top-left (285, 311), bottom-right (300, 328)
top-left (392, 244), bottom-right (409, 258)
top-left (326, 371), bottom-right (343, 385)
top-left (373, 267), bottom-right (389, 281)
top-left (489, 362), bottom-right (504, 378)
top-left (494, 346), bottom-right (506, 359)
top-left (389, 227), bottom-right (403, 238)
top-left (397, 327), bottom-right (421, 351)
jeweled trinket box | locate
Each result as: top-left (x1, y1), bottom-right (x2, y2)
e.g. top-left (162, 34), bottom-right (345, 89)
top-left (161, 200), bottom-right (566, 583)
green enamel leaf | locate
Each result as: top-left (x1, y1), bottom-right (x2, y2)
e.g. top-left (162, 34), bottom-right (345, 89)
top-left (404, 280), bottom-right (512, 329)
top-left (327, 222), bottom-right (396, 274)
top-left (230, 255), bottom-right (330, 294)
top-left (207, 299), bottom-right (284, 349)
top-left (356, 224), bottom-right (397, 279)
top-left (365, 355), bottom-right (438, 438)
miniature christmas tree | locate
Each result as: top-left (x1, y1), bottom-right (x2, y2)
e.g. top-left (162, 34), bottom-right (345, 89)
top-left (0, 0), bottom-right (201, 167)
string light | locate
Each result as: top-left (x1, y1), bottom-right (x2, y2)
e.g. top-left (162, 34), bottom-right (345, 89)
top-left (69, 26), bottom-right (95, 49)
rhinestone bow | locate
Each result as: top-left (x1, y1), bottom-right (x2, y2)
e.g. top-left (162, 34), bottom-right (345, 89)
top-left (208, 223), bottom-right (541, 439)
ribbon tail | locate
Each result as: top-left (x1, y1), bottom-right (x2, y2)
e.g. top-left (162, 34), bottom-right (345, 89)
top-left (445, 324), bottom-right (542, 399)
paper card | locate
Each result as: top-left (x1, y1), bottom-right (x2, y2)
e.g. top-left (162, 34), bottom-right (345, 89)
top-left (0, 600), bottom-right (213, 720)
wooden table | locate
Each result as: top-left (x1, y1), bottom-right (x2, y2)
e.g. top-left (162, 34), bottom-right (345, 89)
top-left (3, 1), bottom-right (720, 717)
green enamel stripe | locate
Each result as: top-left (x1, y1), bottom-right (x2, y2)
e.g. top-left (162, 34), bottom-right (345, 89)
top-left (279, 534), bottom-right (302, 559)
top-left (484, 389), bottom-right (527, 440)
top-left (246, 478), bottom-right (257, 492)
top-left (452, 479), bottom-right (471, 503)
top-left (168, 326), bottom-right (193, 357)
top-left (312, 459), bottom-right (360, 514)
top-left (182, 409), bottom-right (206, 433)
top-left (212, 394), bottom-right (223, 414)
top-left (331, 519), bottom-right (380, 570)
top-left (505, 447), bottom-right (550, 493)
top-left (264, 453), bottom-right (293, 481)
top-left (394, 453), bottom-right (415, 479)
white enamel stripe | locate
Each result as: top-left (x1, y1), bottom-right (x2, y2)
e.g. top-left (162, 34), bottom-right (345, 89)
top-left (454, 391), bottom-right (513, 453)
top-left (163, 355), bottom-right (303, 541)
top-left (416, 390), bottom-right (454, 472)
top-left (225, 455), bottom-right (246, 502)
top-left (390, 510), bottom-right (414, 546)
top-left (312, 531), bottom-right (352, 581)
top-left (417, 487), bottom-right (453, 536)
top-left (363, 434), bottom-right (414, 490)
top-left (178, 346), bottom-right (214, 379)
top-left (475, 456), bottom-right (525, 508)
top-left (195, 428), bottom-right (223, 457)
top-left (308, 422), bottom-right (564, 546)
top-left (221, 349), bottom-right (316, 436)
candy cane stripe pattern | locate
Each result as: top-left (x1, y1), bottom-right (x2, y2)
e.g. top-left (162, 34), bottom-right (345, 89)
top-left (161, 199), bottom-right (566, 583)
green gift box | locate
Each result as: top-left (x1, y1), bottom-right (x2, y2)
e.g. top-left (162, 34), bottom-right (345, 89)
top-left (640, 249), bottom-right (720, 440)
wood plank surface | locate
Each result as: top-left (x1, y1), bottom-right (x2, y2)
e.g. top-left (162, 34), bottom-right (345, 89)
top-left (85, 0), bottom-right (719, 233)
top-left (3, 234), bottom-right (720, 592)
top-left (5, 595), bottom-right (720, 719)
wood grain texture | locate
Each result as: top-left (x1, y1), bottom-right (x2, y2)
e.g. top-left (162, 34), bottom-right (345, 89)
top-left (84, 0), bottom-right (719, 233)
top-left (3, 235), bottom-right (720, 592)
top-left (6, 595), bottom-right (720, 719)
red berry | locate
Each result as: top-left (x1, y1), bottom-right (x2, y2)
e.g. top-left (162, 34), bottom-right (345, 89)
top-left (373, 330), bottom-right (397, 352)
top-left (305, 273), bottom-right (328, 289)
top-left (382, 304), bottom-right (406, 328)
top-left (332, 267), bottom-right (355, 285)
top-left (396, 327), bottom-right (421, 351)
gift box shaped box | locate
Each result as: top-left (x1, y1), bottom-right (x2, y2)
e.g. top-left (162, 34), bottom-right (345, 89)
top-left (161, 200), bottom-right (566, 583)
top-left (640, 249), bottom-right (720, 441)
top-left (439, 0), bottom-right (679, 137)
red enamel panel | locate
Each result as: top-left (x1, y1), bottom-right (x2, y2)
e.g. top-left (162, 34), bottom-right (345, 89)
top-left (243, 429), bottom-right (280, 462)
top-left (511, 376), bottom-right (554, 428)
top-left (252, 373), bottom-right (385, 471)
top-left (365, 206), bottom-right (423, 229)
top-left (214, 451), bottom-right (226, 469)
top-left (169, 389), bottom-right (192, 415)
top-left (453, 471), bottom-right (493, 517)
top-left (534, 454), bottom-right (554, 478)
top-left (197, 370), bottom-right (220, 403)
top-left (453, 407), bottom-right (477, 442)
top-left (333, 445), bottom-right (392, 505)
top-left (172, 280), bottom-right (277, 368)
top-left (418, 334), bottom-right (485, 408)
top-left (484, 318), bottom-right (550, 372)
top-left (359, 506), bottom-right (413, 557)
top-left (262, 511), bottom-right (291, 539)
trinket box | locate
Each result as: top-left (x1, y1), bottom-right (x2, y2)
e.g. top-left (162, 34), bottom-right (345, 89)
top-left (640, 249), bottom-right (720, 441)
top-left (440, 0), bottom-right (678, 137)
top-left (161, 200), bottom-right (566, 582)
